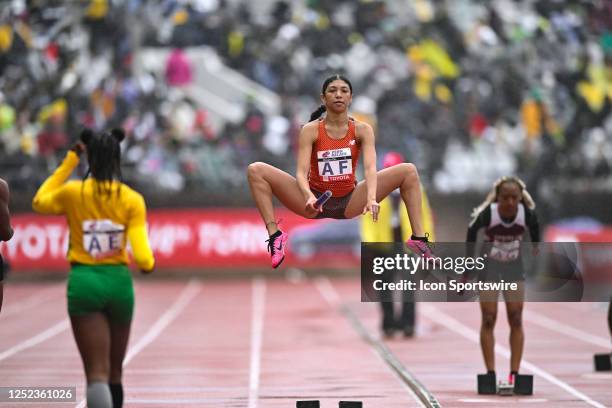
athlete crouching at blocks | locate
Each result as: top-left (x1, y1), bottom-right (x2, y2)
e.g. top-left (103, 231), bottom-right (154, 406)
top-left (247, 74), bottom-right (434, 268)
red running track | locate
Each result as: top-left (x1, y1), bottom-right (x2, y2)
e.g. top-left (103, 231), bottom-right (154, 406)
top-left (0, 277), bottom-right (610, 408)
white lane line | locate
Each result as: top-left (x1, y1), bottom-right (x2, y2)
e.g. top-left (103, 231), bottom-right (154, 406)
top-left (422, 305), bottom-right (607, 408)
top-left (127, 386), bottom-right (249, 392)
top-left (524, 310), bottom-right (610, 348)
top-left (581, 373), bottom-right (612, 380)
top-left (124, 279), bottom-right (201, 365)
top-left (314, 276), bottom-right (342, 307)
top-left (248, 277), bottom-right (266, 408)
top-left (0, 319), bottom-right (70, 362)
top-left (1, 286), bottom-right (63, 318)
top-left (458, 398), bottom-right (549, 403)
top-left (315, 277), bottom-right (428, 408)
top-left (128, 384), bottom-right (375, 392)
top-left (75, 279), bottom-right (202, 408)
top-left (125, 398), bottom-right (245, 404)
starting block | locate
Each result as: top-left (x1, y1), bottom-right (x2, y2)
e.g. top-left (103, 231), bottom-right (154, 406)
top-left (297, 401), bottom-right (320, 408)
top-left (514, 374), bottom-right (534, 395)
top-left (477, 373), bottom-right (533, 395)
top-left (477, 373), bottom-right (496, 394)
top-left (594, 353), bottom-right (612, 371)
top-left (339, 402), bottom-right (363, 408)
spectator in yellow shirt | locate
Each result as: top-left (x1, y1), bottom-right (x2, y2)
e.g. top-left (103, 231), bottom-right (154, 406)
top-left (361, 152), bottom-right (436, 337)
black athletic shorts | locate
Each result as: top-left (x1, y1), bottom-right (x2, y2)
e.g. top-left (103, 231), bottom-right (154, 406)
top-left (311, 188), bottom-right (354, 220)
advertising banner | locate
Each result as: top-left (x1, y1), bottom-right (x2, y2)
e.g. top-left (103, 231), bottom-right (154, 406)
top-left (0, 209), bottom-right (359, 272)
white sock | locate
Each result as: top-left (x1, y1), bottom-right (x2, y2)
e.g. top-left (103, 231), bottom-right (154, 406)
top-left (87, 382), bottom-right (112, 408)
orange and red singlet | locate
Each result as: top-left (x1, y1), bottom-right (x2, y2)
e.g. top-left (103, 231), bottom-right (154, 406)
top-left (308, 118), bottom-right (361, 197)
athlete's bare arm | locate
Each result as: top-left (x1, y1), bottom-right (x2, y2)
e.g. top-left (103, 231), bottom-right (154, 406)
top-left (0, 179), bottom-right (13, 241)
top-left (296, 121), bottom-right (319, 212)
top-left (356, 121), bottom-right (379, 220)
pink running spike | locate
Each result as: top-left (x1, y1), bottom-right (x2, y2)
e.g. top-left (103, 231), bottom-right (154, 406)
top-left (405, 239), bottom-right (435, 259)
top-left (266, 230), bottom-right (289, 269)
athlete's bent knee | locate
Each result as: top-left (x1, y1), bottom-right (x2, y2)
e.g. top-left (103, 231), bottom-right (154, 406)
top-left (401, 163), bottom-right (418, 179)
top-left (247, 162), bottom-right (266, 180)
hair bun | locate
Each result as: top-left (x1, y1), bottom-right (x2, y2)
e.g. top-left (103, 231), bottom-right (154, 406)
top-left (110, 128), bottom-right (125, 142)
top-left (80, 128), bottom-right (94, 145)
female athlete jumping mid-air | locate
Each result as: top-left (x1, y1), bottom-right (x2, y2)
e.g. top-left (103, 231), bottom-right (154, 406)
top-left (248, 74), bottom-right (434, 268)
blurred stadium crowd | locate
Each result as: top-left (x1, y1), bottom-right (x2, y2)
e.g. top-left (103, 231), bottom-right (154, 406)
top-left (0, 0), bottom-right (611, 205)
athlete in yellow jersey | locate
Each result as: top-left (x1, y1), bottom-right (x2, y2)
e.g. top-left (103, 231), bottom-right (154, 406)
top-left (32, 128), bottom-right (154, 408)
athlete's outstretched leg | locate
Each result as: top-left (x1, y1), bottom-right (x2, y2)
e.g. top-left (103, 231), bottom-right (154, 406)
top-left (345, 163), bottom-right (425, 236)
top-left (397, 163), bottom-right (425, 237)
top-left (247, 162), bottom-right (314, 234)
top-left (247, 162), bottom-right (316, 268)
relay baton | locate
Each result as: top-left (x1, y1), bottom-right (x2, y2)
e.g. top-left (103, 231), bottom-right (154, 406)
top-left (314, 190), bottom-right (332, 209)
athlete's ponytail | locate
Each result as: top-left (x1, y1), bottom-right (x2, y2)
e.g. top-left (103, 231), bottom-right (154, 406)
top-left (310, 105), bottom-right (326, 121)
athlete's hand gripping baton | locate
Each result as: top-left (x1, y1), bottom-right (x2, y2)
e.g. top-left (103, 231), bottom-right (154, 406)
top-left (314, 190), bottom-right (332, 210)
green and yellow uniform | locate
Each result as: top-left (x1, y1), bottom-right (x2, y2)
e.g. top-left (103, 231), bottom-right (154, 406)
top-left (33, 151), bottom-right (155, 323)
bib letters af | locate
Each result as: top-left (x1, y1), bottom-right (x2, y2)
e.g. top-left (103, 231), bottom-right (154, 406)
top-left (318, 148), bottom-right (352, 181)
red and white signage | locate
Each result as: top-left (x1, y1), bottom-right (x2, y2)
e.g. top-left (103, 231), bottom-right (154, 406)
top-left (0, 209), bottom-right (357, 272)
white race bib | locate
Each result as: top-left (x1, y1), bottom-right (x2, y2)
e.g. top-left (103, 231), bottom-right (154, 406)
top-left (317, 148), bottom-right (352, 181)
top-left (490, 240), bottom-right (520, 262)
top-left (82, 219), bottom-right (125, 259)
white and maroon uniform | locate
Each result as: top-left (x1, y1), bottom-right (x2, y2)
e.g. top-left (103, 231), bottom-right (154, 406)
top-left (467, 203), bottom-right (540, 281)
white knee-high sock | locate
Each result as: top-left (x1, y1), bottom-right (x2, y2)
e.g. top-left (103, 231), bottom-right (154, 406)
top-left (87, 382), bottom-right (112, 408)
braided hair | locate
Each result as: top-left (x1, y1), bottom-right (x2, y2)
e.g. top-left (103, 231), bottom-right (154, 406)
top-left (471, 176), bottom-right (536, 219)
top-left (309, 74), bottom-right (353, 121)
top-left (80, 128), bottom-right (125, 196)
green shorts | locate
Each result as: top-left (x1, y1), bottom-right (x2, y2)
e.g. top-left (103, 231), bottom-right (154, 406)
top-left (67, 264), bottom-right (134, 324)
